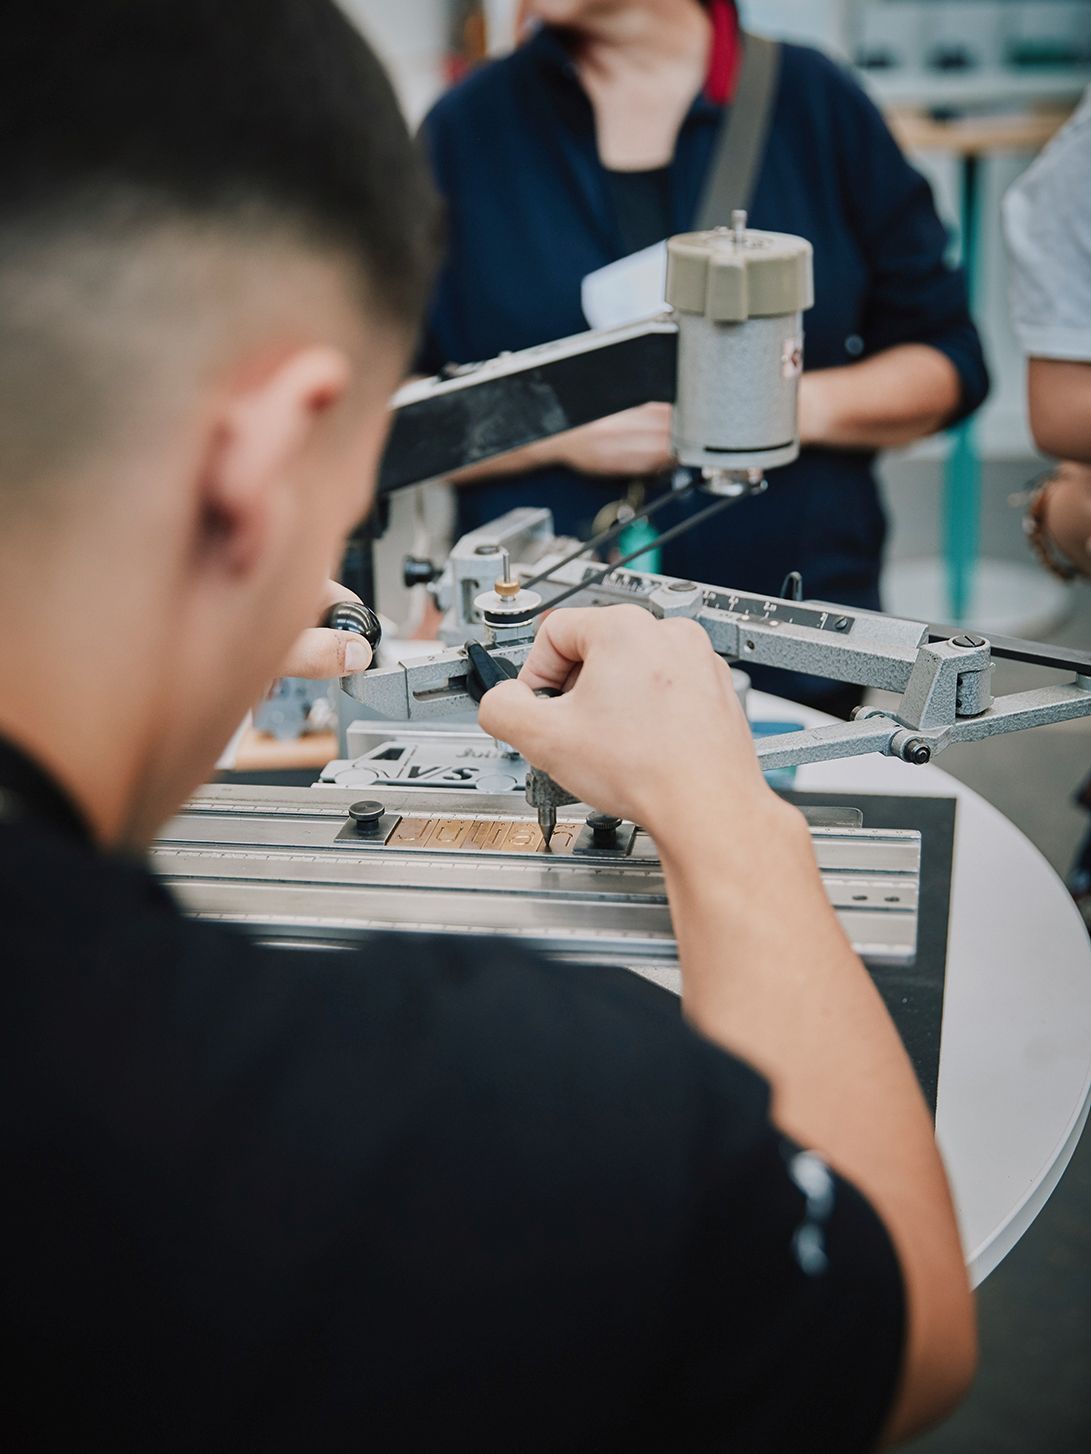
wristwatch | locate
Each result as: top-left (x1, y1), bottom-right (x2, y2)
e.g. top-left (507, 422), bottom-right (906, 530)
top-left (1023, 470), bottom-right (1081, 582)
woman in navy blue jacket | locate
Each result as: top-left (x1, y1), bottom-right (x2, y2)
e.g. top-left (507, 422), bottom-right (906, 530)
top-left (418, 0), bottom-right (989, 711)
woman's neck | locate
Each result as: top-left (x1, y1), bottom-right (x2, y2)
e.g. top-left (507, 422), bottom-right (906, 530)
top-left (577, 0), bottom-right (710, 80)
top-left (574, 1), bottom-right (713, 171)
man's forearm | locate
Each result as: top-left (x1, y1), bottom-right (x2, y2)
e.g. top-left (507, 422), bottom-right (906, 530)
top-left (478, 605), bottom-right (974, 1440)
top-left (1028, 358), bottom-right (1091, 464)
top-left (800, 344), bottom-right (962, 450)
top-left (656, 797), bottom-right (974, 1443)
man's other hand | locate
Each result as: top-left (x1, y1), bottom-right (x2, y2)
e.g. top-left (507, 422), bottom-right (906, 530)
top-left (278, 579), bottom-right (373, 680)
top-left (1045, 461), bottom-right (1091, 577)
top-left (476, 605), bottom-right (778, 843)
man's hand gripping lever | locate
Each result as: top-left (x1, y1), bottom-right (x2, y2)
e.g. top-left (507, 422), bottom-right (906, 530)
top-left (464, 640), bottom-right (577, 849)
top-left (475, 605), bottom-right (776, 849)
top-left (478, 605), bottom-right (978, 1444)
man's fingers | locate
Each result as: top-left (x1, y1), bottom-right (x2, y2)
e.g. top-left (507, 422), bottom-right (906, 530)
top-left (518, 605), bottom-right (652, 692)
top-left (477, 677), bottom-right (554, 756)
top-left (280, 627), bottom-right (372, 680)
top-left (516, 611), bottom-right (593, 692)
top-left (624, 402), bottom-right (671, 428)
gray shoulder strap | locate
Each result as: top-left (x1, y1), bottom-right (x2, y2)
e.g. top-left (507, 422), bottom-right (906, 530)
top-left (694, 32), bottom-right (782, 231)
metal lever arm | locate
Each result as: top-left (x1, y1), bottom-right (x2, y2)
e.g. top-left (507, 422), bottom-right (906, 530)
top-left (343, 542), bottom-right (1091, 769)
top-left (344, 631), bottom-right (1091, 770)
top-left (755, 677), bottom-right (1091, 770)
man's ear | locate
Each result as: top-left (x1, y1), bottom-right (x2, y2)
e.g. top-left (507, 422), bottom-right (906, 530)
top-left (198, 345), bottom-right (352, 578)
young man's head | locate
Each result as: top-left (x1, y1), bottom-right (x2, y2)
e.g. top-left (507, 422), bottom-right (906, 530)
top-left (0, 0), bottom-right (436, 843)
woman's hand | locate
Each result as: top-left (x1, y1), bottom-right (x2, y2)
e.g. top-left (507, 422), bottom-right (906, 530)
top-left (798, 346), bottom-right (961, 450)
top-left (449, 402), bottom-right (675, 485)
top-left (550, 402), bottom-right (675, 477)
top-left (278, 579), bottom-right (373, 679)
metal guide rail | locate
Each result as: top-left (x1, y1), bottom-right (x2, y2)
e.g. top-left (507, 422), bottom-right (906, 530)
top-left (153, 784), bottom-right (922, 970)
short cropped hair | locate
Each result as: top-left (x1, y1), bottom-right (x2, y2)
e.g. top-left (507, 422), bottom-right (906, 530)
top-left (1, 0), bottom-right (437, 328)
top-left (0, 2), bottom-right (440, 499)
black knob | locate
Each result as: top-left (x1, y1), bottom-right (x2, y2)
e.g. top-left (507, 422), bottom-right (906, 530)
top-left (323, 600), bottom-right (382, 654)
top-left (855, 46), bottom-right (897, 71)
top-left (902, 738), bottom-right (932, 767)
top-left (929, 45), bottom-right (972, 72)
top-left (348, 799), bottom-right (386, 835)
top-left (403, 555), bottom-right (439, 589)
top-left (587, 811), bottom-right (622, 848)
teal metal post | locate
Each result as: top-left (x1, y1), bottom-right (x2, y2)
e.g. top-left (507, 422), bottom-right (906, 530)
top-left (945, 151), bottom-right (982, 622)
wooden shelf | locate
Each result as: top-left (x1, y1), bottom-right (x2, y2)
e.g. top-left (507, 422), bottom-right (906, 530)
top-left (229, 728), bottom-right (338, 774)
top-left (887, 106), bottom-right (1074, 156)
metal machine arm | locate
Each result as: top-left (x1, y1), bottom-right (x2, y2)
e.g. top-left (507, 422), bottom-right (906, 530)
top-left (344, 512), bottom-right (1091, 772)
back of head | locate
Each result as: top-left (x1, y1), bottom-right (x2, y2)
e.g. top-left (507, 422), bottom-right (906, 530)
top-left (0, 0), bottom-right (437, 502)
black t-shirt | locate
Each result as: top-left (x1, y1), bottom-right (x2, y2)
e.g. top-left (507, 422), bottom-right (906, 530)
top-left (605, 165), bottom-right (672, 256)
top-left (0, 737), bottom-right (905, 1450)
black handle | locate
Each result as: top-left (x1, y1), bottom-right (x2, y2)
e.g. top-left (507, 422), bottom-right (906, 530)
top-left (323, 601), bottom-right (383, 659)
top-left (464, 640), bottom-right (519, 702)
top-left (403, 555), bottom-right (439, 589)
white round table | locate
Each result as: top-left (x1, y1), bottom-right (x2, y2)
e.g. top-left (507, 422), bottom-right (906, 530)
top-left (749, 690), bottom-right (1091, 1286)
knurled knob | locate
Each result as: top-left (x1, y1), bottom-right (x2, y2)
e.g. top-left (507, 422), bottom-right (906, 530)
top-left (348, 799), bottom-right (386, 834)
top-left (666, 227), bottom-right (814, 322)
top-left (586, 811), bottom-right (623, 848)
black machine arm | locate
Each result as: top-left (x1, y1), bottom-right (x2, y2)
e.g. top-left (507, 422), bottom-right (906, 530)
top-left (377, 319), bottom-right (678, 497)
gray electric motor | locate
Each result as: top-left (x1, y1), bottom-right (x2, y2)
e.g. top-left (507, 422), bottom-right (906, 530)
top-left (666, 216), bottom-right (814, 475)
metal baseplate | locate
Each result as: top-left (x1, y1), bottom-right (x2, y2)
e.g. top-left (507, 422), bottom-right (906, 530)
top-left (317, 707), bottom-right (790, 796)
top-left (152, 782), bottom-right (922, 972)
top-left (321, 724), bottom-right (529, 795)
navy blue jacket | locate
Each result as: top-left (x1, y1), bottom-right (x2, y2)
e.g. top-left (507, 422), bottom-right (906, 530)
top-left (419, 27), bottom-right (989, 704)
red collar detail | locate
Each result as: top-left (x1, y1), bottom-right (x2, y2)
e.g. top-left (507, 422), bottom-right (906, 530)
top-left (704, 0), bottom-right (741, 105)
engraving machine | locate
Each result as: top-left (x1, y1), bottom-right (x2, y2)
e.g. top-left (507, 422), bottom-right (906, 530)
top-left (154, 220), bottom-right (1087, 1085)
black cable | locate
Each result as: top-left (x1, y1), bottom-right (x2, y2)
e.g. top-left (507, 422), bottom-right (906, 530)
top-left (524, 485), bottom-right (760, 621)
top-left (520, 474), bottom-right (698, 592)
